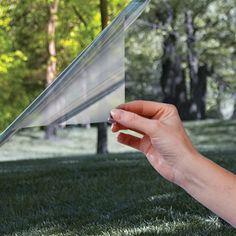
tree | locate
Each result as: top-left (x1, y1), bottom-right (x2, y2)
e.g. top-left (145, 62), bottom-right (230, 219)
top-left (0, 1), bottom-right (29, 131)
top-left (2, 0), bottom-right (235, 133)
top-left (45, 0), bottom-right (59, 139)
top-left (159, 3), bottom-right (188, 120)
top-left (125, 0), bottom-right (236, 120)
top-left (97, 0), bottom-right (109, 155)
top-left (158, 0), bottom-right (210, 120)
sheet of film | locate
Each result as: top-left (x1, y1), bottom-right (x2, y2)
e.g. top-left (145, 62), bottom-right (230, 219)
top-left (0, 0), bottom-right (150, 147)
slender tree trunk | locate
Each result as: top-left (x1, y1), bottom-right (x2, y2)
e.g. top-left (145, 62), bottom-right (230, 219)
top-left (100, 0), bottom-right (108, 30)
top-left (232, 94), bottom-right (236, 119)
top-left (97, 0), bottom-right (108, 154)
top-left (45, 0), bottom-right (59, 139)
top-left (186, 10), bottom-right (206, 120)
top-left (197, 64), bottom-right (208, 119)
top-left (216, 75), bottom-right (224, 118)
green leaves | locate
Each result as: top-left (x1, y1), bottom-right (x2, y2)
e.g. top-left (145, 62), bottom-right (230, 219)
top-left (1, 0), bottom-right (235, 130)
top-left (125, 0), bottom-right (236, 115)
top-left (0, 0), bottom-right (128, 131)
top-left (0, 51), bottom-right (27, 74)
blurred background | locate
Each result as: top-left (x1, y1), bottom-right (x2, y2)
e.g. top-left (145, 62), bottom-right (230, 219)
top-left (0, 0), bottom-right (235, 158)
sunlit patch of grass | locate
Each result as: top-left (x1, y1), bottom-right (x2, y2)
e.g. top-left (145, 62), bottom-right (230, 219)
top-left (1, 120), bottom-right (236, 162)
top-left (0, 127), bottom-right (134, 161)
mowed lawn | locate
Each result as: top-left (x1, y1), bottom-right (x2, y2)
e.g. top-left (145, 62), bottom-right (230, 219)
top-left (0, 120), bottom-right (236, 235)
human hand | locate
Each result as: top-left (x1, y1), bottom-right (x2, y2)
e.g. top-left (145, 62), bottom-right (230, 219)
top-left (111, 101), bottom-right (236, 227)
top-left (110, 100), bottom-right (199, 186)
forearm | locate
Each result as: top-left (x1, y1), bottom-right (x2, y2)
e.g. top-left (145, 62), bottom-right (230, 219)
top-left (178, 152), bottom-right (236, 227)
top-left (111, 101), bottom-right (236, 226)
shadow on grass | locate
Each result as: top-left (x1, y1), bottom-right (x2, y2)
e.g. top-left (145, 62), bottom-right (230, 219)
top-left (0, 152), bottom-right (235, 235)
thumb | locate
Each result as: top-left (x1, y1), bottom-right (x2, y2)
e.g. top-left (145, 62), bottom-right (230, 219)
top-left (110, 109), bottom-right (158, 137)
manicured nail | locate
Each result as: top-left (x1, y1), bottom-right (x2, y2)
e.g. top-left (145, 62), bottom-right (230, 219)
top-left (110, 109), bottom-right (121, 121)
top-left (108, 114), bottom-right (115, 124)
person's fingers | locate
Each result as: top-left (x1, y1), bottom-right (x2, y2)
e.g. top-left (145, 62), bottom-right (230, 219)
top-left (111, 123), bottom-right (127, 133)
top-left (117, 133), bottom-right (142, 151)
top-left (117, 133), bottom-right (152, 154)
top-left (111, 109), bottom-right (158, 137)
top-left (117, 100), bottom-right (177, 120)
top-left (111, 123), bottom-right (146, 135)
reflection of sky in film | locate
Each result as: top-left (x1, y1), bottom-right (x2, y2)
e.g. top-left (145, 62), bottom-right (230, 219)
top-left (0, 0), bottom-right (150, 146)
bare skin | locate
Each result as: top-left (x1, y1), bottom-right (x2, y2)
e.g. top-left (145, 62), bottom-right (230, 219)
top-left (110, 100), bottom-right (236, 227)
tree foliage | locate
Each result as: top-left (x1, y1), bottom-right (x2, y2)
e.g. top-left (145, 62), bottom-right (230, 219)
top-left (126, 0), bottom-right (236, 119)
top-left (0, 0), bottom-right (235, 132)
top-left (0, 0), bottom-right (127, 131)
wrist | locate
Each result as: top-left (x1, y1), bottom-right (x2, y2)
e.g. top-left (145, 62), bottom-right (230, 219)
top-left (173, 148), bottom-right (203, 189)
top-left (173, 150), bottom-right (236, 227)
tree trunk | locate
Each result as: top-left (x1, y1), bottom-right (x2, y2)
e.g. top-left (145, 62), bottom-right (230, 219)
top-left (100, 0), bottom-right (108, 30)
top-left (97, 0), bottom-right (108, 154)
top-left (160, 32), bottom-right (188, 120)
top-left (45, 0), bottom-right (59, 140)
top-left (232, 95), bottom-right (236, 119)
top-left (159, 4), bottom-right (189, 120)
top-left (185, 10), bottom-right (206, 120)
top-left (97, 123), bottom-right (108, 154)
top-left (197, 64), bottom-right (208, 119)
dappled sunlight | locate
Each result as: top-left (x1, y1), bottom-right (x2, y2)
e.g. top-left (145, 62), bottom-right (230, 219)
top-left (1, 120), bottom-right (236, 162)
top-left (0, 127), bottom-right (136, 162)
top-left (0, 151), bottom-right (235, 235)
top-left (5, 215), bottom-right (224, 236)
top-left (184, 120), bottom-right (236, 151)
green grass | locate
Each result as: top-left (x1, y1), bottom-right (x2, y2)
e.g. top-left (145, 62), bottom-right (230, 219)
top-left (0, 120), bottom-right (236, 235)
top-left (0, 127), bottom-right (133, 161)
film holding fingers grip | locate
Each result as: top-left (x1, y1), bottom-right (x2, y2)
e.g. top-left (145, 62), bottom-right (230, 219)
top-left (0, 0), bottom-right (150, 147)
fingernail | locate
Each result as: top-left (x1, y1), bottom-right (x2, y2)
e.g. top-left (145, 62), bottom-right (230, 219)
top-left (110, 109), bottom-right (121, 121)
top-left (108, 115), bottom-right (115, 124)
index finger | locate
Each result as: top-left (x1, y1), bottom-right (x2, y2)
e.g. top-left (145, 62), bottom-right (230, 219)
top-left (117, 100), bottom-right (173, 120)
